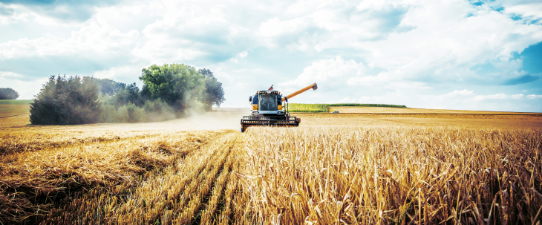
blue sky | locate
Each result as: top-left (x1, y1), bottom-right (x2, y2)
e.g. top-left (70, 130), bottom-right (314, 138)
top-left (1, 0), bottom-right (541, 112)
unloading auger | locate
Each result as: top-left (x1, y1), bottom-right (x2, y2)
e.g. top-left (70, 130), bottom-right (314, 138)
top-left (240, 83), bottom-right (318, 132)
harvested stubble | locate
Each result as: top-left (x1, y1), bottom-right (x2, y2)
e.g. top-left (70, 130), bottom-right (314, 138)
top-left (0, 130), bottom-right (169, 155)
top-left (41, 131), bottom-right (248, 225)
top-left (0, 130), bottom-right (221, 224)
top-left (242, 127), bottom-right (542, 224)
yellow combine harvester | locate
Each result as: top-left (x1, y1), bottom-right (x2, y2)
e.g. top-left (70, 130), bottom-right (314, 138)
top-left (240, 83), bottom-right (318, 132)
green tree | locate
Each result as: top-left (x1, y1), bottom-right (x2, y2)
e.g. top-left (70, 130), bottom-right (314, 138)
top-left (0, 88), bottom-right (19, 99)
top-left (198, 68), bottom-right (225, 110)
top-left (140, 64), bottom-right (206, 111)
top-left (107, 83), bottom-right (142, 107)
top-left (30, 76), bottom-right (101, 125)
top-left (92, 78), bottom-right (126, 95)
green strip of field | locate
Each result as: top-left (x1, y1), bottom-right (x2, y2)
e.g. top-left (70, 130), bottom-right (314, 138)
top-left (0, 100), bottom-right (32, 117)
top-left (0, 100), bottom-right (33, 105)
top-left (286, 103), bottom-right (407, 113)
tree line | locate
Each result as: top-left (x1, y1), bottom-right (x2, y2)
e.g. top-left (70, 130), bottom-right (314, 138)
top-left (30, 64), bottom-right (225, 125)
top-left (0, 88), bottom-right (18, 100)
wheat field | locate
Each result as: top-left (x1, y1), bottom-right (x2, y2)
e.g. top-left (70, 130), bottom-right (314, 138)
top-left (1, 104), bottom-right (541, 224)
top-left (243, 127), bottom-right (542, 224)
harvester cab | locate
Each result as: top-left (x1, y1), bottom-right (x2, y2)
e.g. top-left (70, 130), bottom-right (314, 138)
top-left (240, 83), bottom-right (317, 132)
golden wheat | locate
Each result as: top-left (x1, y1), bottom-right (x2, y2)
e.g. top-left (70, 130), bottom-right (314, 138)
top-left (242, 126), bottom-right (542, 224)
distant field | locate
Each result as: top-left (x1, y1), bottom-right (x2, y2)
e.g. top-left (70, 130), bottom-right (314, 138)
top-left (328, 106), bottom-right (537, 114)
top-left (295, 112), bottom-right (542, 129)
top-left (0, 99), bottom-right (31, 119)
top-left (287, 103), bottom-right (406, 113)
top-left (0, 99), bottom-right (32, 105)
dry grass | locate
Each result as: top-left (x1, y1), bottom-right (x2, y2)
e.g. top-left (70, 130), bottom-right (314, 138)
top-left (0, 100), bottom-right (32, 129)
top-left (39, 131), bottom-right (250, 224)
top-left (242, 126), bottom-right (542, 224)
top-left (0, 130), bottom-right (173, 155)
top-left (0, 129), bottom-right (222, 223)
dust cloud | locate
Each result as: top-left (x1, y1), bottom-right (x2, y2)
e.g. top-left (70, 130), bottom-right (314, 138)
top-left (54, 108), bottom-right (250, 132)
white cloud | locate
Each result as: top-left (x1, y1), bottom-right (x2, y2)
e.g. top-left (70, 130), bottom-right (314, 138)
top-left (511, 94), bottom-right (524, 99)
top-left (439, 89), bottom-right (474, 98)
top-left (229, 51), bottom-right (249, 63)
top-left (337, 96), bottom-right (388, 104)
top-left (501, 1), bottom-right (542, 21)
top-left (92, 65), bottom-right (142, 82)
top-left (235, 82), bottom-right (248, 89)
top-left (279, 0), bottom-right (542, 98)
top-left (0, 76), bottom-right (48, 99)
top-left (280, 56), bottom-right (365, 89)
top-left (527, 94), bottom-right (542, 99)
top-left (259, 17), bottom-right (310, 38)
top-left (475, 93), bottom-right (510, 101)
top-left (0, 22), bottom-right (138, 60)
top-left (0, 71), bottom-right (22, 77)
top-left (359, 1), bottom-right (542, 84)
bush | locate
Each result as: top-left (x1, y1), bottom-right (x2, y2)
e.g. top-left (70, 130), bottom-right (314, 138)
top-left (115, 103), bottom-right (147, 123)
top-left (30, 76), bottom-right (101, 125)
top-left (0, 88), bottom-right (19, 100)
top-left (143, 99), bottom-right (176, 122)
top-left (102, 83), bottom-right (142, 107)
top-left (98, 104), bottom-right (117, 123)
top-left (98, 96), bottom-right (175, 123)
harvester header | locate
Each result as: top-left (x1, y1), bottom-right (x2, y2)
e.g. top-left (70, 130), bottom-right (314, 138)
top-left (240, 83), bottom-right (318, 132)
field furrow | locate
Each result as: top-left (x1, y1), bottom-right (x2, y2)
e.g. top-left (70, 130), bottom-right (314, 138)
top-left (193, 138), bottom-right (235, 224)
top-left (0, 130), bottom-right (223, 224)
top-left (37, 131), bottom-right (246, 225)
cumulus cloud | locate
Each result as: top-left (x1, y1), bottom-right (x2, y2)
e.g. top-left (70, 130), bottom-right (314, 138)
top-left (0, 20), bottom-right (140, 80)
top-left (0, 0), bottom-right (122, 22)
top-left (439, 89), bottom-right (474, 98)
top-left (0, 0), bottom-right (541, 111)
top-left (499, 0), bottom-right (542, 22)
top-left (0, 22), bottom-right (138, 60)
top-left (92, 64), bottom-right (144, 84)
top-left (527, 94), bottom-right (542, 99)
top-left (432, 90), bottom-right (537, 102)
top-left (474, 93), bottom-right (509, 101)
top-left (279, 56), bottom-right (365, 89)
top-left (0, 71), bottom-right (22, 77)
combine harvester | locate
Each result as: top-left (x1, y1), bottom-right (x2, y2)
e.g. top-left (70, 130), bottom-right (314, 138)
top-left (240, 83), bottom-right (317, 132)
